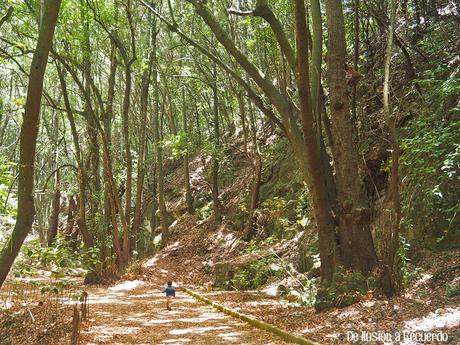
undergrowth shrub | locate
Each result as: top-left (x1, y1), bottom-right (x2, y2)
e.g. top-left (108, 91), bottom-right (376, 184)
top-left (233, 255), bottom-right (282, 290)
top-left (400, 113), bottom-right (460, 248)
top-left (13, 234), bottom-right (100, 278)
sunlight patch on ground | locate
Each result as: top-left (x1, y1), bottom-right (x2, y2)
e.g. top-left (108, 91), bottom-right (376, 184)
top-left (159, 338), bottom-right (192, 344)
top-left (403, 307), bottom-right (460, 331)
top-left (109, 280), bottom-right (145, 291)
top-left (244, 300), bottom-right (285, 307)
top-left (82, 325), bottom-right (141, 339)
top-left (218, 331), bottom-right (241, 341)
top-left (335, 308), bottom-right (360, 320)
top-left (142, 319), bottom-right (175, 325)
top-left (87, 297), bottom-right (132, 305)
top-left (164, 241), bottom-right (181, 252)
top-left (301, 325), bottom-right (323, 334)
top-left (177, 312), bottom-right (229, 323)
top-left (170, 325), bottom-right (232, 335)
top-left (143, 256), bottom-right (158, 268)
top-left (128, 293), bottom-right (164, 300)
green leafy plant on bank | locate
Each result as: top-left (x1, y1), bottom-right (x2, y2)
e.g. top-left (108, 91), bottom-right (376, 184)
top-left (13, 234), bottom-right (100, 278)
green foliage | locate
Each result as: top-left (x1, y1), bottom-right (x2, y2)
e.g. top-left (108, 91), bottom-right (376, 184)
top-left (232, 210), bottom-right (249, 231)
top-left (243, 236), bottom-right (276, 254)
top-left (162, 131), bottom-right (190, 158)
top-left (13, 235), bottom-right (100, 278)
top-left (255, 186), bottom-right (310, 239)
top-left (400, 111), bottom-right (460, 247)
top-left (400, 58), bottom-right (459, 247)
top-left (397, 235), bottom-right (422, 287)
top-left (233, 255), bottom-right (282, 290)
top-left (202, 140), bottom-right (225, 161)
top-left (196, 201), bottom-right (212, 220)
top-left (0, 156), bottom-right (16, 214)
top-left (445, 282), bottom-right (460, 297)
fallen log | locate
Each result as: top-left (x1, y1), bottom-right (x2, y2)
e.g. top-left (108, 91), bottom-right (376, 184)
top-left (183, 288), bottom-right (319, 345)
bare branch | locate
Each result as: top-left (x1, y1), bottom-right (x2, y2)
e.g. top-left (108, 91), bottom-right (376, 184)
top-left (227, 9), bottom-right (254, 17)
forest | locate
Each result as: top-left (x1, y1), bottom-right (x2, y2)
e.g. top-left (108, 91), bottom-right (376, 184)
top-left (0, 0), bottom-right (459, 344)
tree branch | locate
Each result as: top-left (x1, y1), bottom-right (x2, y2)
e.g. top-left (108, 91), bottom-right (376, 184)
top-left (228, 0), bottom-right (296, 72)
top-left (0, 7), bottom-right (13, 29)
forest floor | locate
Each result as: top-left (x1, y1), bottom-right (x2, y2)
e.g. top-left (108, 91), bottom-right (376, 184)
top-left (76, 245), bottom-right (460, 345)
top-left (80, 280), bottom-right (291, 345)
top-left (135, 224), bottom-right (460, 345)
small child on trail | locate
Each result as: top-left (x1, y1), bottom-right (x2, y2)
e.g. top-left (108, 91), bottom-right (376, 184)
top-left (162, 281), bottom-right (176, 310)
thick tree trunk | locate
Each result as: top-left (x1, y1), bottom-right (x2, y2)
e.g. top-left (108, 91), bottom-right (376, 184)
top-left (325, 0), bottom-right (378, 274)
top-left (351, 0), bottom-right (360, 126)
top-left (0, 0), bottom-right (61, 288)
top-left (382, 0), bottom-right (401, 296)
top-left (294, 0), bottom-right (337, 284)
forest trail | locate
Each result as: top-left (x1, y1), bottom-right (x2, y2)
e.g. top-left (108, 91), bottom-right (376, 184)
top-left (80, 280), bottom-right (290, 345)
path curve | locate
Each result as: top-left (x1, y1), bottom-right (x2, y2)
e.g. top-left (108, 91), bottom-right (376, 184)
top-left (81, 280), bottom-right (291, 345)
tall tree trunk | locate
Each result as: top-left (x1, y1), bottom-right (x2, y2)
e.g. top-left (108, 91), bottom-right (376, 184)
top-left (294, 0), bottom-right (337, 284)
top-left (47, 172), bottom-right (60, 246)
top-left (0, 0), bottom-right (61, 288)
top-left (121, 63), bottom-right (132, 263)
top-left (382, 0), bottom-right (401, 296)
top-left (132, 23), bottom-right (155, 250)
top-left (103, 2), bottom-right (118, 266)
top-left (351, 0), bottom-right (360, 126)
top-left (211, 64), bottom-right (221, 221)
top-left (211, 63), bottom-right (221, 222)
top-left (47, 104), bottom-right (60, 246)
top-left (237, 92), bottom-right (248, 155)
top-left (325, 0), bottom-right (378, 274)
top-left (243, 100), bottom-right (263, 241)
top-left (151, 23), bottom-right (169, 241)
top-left (81, 0), bottom-right (101, 244)
top-left (57, 65), bottom-right (95, 248)
top-left (183, 88), bottom-right (193, 213)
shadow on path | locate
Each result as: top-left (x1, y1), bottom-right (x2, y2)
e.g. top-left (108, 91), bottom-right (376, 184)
top-left (81, 280), bottom-right (290, 345)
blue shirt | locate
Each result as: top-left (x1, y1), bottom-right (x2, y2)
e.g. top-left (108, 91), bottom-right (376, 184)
top-left (163, 286), bottom-right (176, 297)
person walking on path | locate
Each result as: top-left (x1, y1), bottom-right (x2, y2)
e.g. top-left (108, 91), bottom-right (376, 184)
top-left (162, 281), bottom-right (176, 310)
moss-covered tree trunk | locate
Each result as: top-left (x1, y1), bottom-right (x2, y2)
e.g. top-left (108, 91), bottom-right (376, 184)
top-left (0, 0), bottom-right (62, 288)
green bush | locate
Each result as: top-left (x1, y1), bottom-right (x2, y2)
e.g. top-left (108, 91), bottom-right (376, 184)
top-left (13, 234), bottom-right (100, 278)
top-left (400, 58), bottom-right (460, 248)
top-left (400, 113), bottom-right (460, 247)
top-left (233, 255), bottom-right (281, 290)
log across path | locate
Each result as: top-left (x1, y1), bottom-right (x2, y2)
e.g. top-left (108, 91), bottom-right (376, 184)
top-left (80, 280), bottom-right (294, 344)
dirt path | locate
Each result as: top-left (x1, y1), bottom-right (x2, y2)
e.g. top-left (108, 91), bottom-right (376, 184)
top-left (81, 280), bottom-right (291, 345)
